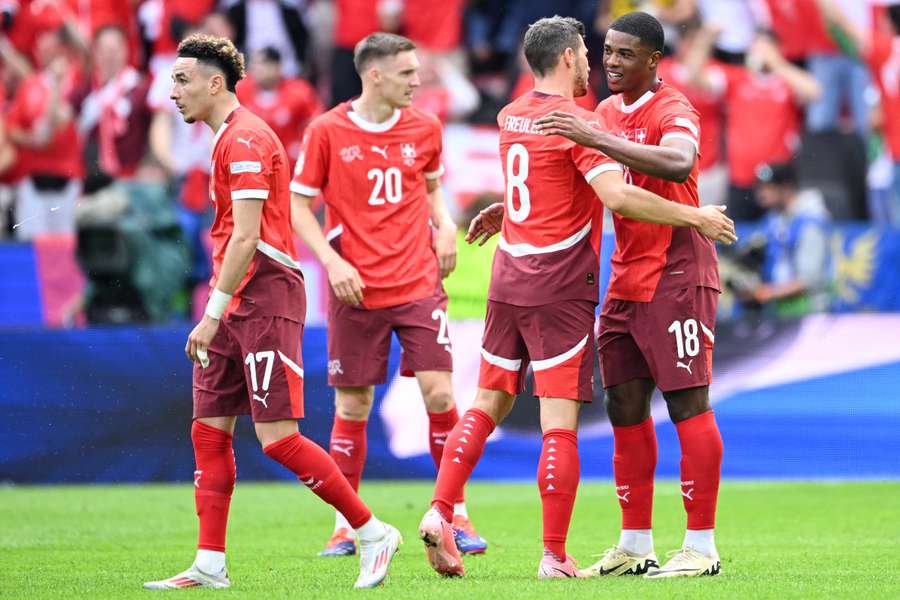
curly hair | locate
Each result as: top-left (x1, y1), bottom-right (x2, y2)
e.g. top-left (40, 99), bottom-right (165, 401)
top-left (177, 34), bottom-right (246, 92)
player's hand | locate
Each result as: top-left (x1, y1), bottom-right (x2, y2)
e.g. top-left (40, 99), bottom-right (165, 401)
top-left (696, 205), bottom-right (738, 245)
top-left (534, 111), bottom-right (600, 147)
top-left (325, 255), bottom-right (365, 306)
top-left (434, 222), bottom-right (458, 279)
top-left (465, 202), bottom-right (504, 246)
top-left (186, 315), bottom-right (221, 364)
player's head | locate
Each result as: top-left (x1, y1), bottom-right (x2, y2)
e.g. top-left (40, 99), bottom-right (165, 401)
top-left (171, 34), bottom-right (245, 124)
top-left (522, 16), bottom-right (590, 97)
top-left (604, 11), bottom-right (664, 94)
top-left (250, 46), bottom-right (283, 91)
top-left (93, 25), bottom-right (128, 84)
top-left (354, 32), bottom-right (420, 108)
top-left (755, 162), bottom-right (797, 211)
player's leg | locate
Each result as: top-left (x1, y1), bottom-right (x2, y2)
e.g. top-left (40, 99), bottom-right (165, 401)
top-left (584, 300), bottom-right (660, 577)
top-left (144, 324), bottom-right (247, 590)
top-left (320, 298), bottom-right (392, 556)
top-left (634, 287), bottom-right (722, 579)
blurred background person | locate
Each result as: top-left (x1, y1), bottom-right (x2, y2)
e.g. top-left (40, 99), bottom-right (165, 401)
top-left (224, 0), bottom-right (310, 78)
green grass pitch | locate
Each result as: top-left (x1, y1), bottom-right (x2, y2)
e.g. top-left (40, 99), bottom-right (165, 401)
top-left (1, 481), bottom-right (897, 599)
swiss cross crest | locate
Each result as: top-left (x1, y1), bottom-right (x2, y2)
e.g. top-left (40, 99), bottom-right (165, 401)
top-left (401, 142), bottom-right (416, 166)
top-left (340, 145), bottom-right (363, 162)
top-left (627, 128), bottom-right (648, 144)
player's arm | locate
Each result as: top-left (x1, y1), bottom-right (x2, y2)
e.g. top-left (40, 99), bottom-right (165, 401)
top-left (185, 198), bottom-right (263, 363)
top-left (535, 112), bottom-right (696, 182)
top-left (290, 192), bottom-right (365, 306)
top-left (589, 170), bottom-right (737, 244)
top-left (426, 178), bottom-right (458, 278)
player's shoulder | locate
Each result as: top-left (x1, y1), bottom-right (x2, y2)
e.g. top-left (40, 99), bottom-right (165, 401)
top-left (654, 83), bottom-right (699, 118)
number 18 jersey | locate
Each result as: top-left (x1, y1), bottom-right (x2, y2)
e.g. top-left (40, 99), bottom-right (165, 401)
top-left (490, 91), bottom-right (621, 307)
top-left (290, 102), bottom-right (445, 309)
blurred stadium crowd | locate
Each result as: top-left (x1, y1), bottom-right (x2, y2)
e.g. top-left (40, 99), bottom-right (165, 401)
top-left (1, 0), bottom-right (898, 324)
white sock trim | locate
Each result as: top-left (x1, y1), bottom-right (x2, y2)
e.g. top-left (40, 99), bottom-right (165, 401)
top-left (618, 529), bottom-right (654, 556)
top-left (334, 511), bottom-right (352, 532)
top-left (453, 502), bottom-right (468, 518)
top-left (683, 528), bottom-right (717, 557)
top-left (356, 516), bottom-right (387, 542)
top-left (195, 549), bottom-right (226, 574)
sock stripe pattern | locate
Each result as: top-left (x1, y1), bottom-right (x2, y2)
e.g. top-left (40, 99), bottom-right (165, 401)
top-left (329, 416), bottom-right (367, 491)
top-left (191, 421), bottom-right (236, 553)
top-left (427, 407), bottom-right (464, 504)
top-left (431, 408), bottom-right (495, 520)
top-left (538, 428), bottom-right (579, 560)
top-left (612, 417), bottom-right (658, 530)
top-left (263, 432), bottom-right (373, 528)
top-left (675, 410), bottom-right (723, 530)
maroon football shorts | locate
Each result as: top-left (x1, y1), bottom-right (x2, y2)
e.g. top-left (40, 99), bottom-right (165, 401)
top-left (327, 288), bottom-right (453, 386)
top-left (598, 286), bottom-right (718, 392)
top-left (193, 316), bottom-right (305, 422)
top-left (478, 299), bottom-right (596, 402)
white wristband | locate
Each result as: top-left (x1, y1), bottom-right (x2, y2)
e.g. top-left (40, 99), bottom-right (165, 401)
top-left (205, 288), bottom-right (232, 320)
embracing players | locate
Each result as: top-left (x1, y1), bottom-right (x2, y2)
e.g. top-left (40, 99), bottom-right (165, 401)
top-left (418, 16), bottom-right (735, 579)
top-left (535, 11), bottom-right (727, 579)
top-left (144, 34), bottom-right (400, 591)
top-left (289, 33), bottom-right (486, 557)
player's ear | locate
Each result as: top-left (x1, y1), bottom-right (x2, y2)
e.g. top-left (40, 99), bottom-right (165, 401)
top-left (648, 49), bottom-right (662, 70)
top-left (563, 46), bottom-right (575, 68)
top-left (208, 71), bottom-right (225, 95)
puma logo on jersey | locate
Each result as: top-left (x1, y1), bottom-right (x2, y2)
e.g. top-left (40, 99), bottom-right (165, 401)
top-left (676, 359), bottom-right (693, 375)
top-left (252, 392), bottom-right (269, 408)
top-left (371, 145), bottom-right (388, 159)
top-left (236, 136), bottom-right (253, 148)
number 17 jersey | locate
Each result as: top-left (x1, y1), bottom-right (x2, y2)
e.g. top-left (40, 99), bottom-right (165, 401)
top-left (491, 91), bottom-right (622, 306)
top-left (290, 102), bottom-right (445, 309)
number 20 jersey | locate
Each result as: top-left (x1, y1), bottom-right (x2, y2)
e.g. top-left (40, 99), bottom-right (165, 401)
top-left (290, 102), bottom-right (445, 309)
top-left (490, 91), bottom-right (622, 307)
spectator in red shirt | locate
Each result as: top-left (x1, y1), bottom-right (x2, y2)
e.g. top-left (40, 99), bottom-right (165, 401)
top-left (236, 46), bottom-right (322, 162)
top-left (330, 0), bottom-right (400, 105)
top-left (6, 26), bottom-right (84, 239)
top-left (689, 25), bottom-right (821, 220)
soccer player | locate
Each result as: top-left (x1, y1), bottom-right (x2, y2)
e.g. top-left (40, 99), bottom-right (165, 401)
top-left (534, 11), bottom-right (728, 579)
top-left (417, 16), bottom-right (736, 580)
top-left (289, 32), bottom-right (487, 557)
top-left (143, 34), bottom-right (400, 591)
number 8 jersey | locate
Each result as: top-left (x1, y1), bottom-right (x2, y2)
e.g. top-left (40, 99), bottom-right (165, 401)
top-left (290, 102), bottom-right (444, 309)
top-left (491, 91), bottom-right (621, 306)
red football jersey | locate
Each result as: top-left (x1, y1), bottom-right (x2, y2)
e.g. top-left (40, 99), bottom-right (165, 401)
top-left (236, 75), bottom-right (322, 163)
top-left (721, 65), bottom-right (800, 187)
top-left (209, 107), bottom-right (304, 321)
top-left (290, 102), bottom-right (444, 309)
top-left (490, 91), bottom-right (621, 307)
top-left (658, 58), bottom-right (726, 171)
top-left (595, 82), bottom-right (720, 303)
top-left (867, 34), bottom-right (900, 160)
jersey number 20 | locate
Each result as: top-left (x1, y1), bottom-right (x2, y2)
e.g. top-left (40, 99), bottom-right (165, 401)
top-left (368, 167), bottom-right (402, 205)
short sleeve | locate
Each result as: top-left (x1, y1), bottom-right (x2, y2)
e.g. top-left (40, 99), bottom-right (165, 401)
top-left (423, 117), bottom-right (445, 180)
top-left (572, 113), bottom-right (622, 183)
top-left (658, 101), bottom-right (701, 153)
top-left (224, 129), bottom-right (272, 201)
top-left (290, 118), bottom-right (329, 196)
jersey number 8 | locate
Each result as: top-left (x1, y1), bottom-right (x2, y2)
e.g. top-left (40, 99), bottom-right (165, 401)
top-left (506, 143), bottom-right (530, 222)
top-left (368, 167), bottom-right (402, 205)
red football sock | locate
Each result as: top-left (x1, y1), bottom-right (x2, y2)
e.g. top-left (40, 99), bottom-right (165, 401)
top-left (192, 421), bottom-right (235, 552)
top-left (431, 408), bottom-right (495, 520)
top-left (264, 432), bottom-right (372, 528)
top-left (538, 428), bottom-right (579, 559)
top-left (612, 417), bottom-right (658, 530)
top-left (427, 407), bottom-right (464, 504)
top-left (675, 411), bottom-right (723, 530)
top-left (329, 416), bottom-right (367, 491)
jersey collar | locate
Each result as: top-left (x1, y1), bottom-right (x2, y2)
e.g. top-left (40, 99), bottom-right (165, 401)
top-left (212, 107), bottom-right (240, 150)
top-left (347, 108), bottom-right (402, 132)
top-left (620, 88), bottom-right (656, 114)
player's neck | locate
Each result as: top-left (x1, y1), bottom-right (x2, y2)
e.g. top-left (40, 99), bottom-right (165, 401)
top-left (205, 94), bottom-right (241, 134)
top-left (351, 93), bottom-right (398, 123)
top-left (621, 76), bottom-right (661, 105)
top-left (532, 73), bottom-right (575, 99)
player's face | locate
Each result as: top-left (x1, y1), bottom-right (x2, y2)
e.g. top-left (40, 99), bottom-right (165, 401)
top-left (375, 50), bottom-right (421, 108)
top-left (171, 57), bottom-right (213, 124)
top-left (573, 39), bottom-right (590, 98)
top-left (603, 29), bottom-right (659, 94)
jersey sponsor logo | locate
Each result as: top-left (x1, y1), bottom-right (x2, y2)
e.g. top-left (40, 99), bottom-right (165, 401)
top-left (340, 145), bottom-right (363, 162)
top-left (230, 160), bottom-right (262, 174)
top-left (401, 142), bottom-right (416, 166)
top-left (371, 145), bottom-right (388, 159)
top-left (236, 136), bottom-right (254, 149)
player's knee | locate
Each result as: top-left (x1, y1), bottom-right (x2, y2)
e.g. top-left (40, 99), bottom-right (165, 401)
top-left (663, 387), bottom-right (710, 423)
top-left (423, 388), bottom-right (453, 413)
top-left (473, 388), bottom-right (515, 424)
top-left (335, 387), bottom-right (374, 420)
